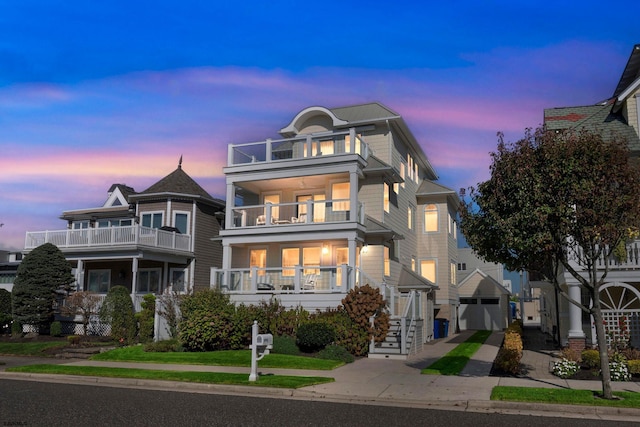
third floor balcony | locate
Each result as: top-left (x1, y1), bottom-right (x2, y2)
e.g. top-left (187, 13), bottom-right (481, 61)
top-left (226, 129), bottom-right (368, 167)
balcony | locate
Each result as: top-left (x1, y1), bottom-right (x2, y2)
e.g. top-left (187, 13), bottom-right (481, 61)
top-left (211, 265), bottom-right (355, 294)
top-left (227, 130), bottom-right (368, 166)
top-left (25, 225), bottom-right (192, 253)
top-left (231, 200), bottom-right (364, 228)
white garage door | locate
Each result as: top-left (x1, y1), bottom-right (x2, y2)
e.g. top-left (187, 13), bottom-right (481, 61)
top-left (459, 297), bottom-right (503, 330)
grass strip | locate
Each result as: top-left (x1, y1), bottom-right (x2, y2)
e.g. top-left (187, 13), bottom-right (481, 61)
top-left (0, 342), bottom-right (66, 356)
top-left (421, 330), bottom-right (492, 375)
top-left (7, 364), bottom-right (334, 389)
top-left (491, 386), bottom-right (640, 408)
top-left (91, 346), bottom-right (343, 370)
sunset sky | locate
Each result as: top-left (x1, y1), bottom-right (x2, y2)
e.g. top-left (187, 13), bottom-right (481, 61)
top-left (1, 1), bottom-right (639, 251)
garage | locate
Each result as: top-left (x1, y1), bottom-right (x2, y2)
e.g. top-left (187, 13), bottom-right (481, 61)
top-left (457, 269), bottom-right (511, 331)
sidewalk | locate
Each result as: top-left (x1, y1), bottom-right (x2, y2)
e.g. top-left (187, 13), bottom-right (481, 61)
top-left (1, 328), bottom-right (639, 421)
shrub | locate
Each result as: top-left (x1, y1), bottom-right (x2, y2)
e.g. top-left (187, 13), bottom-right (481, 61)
top-left (494, 322), bottom-right (523, 375)
top-left (67, 335), bottom-right (80, 345)
top-left (0, 289), bottom-right (11, 333)
top-left (581, 349), bottom-right (600, 369)
top-left (552, 358), bottom-right (579, 379)
top-left (620, 347), bottom-right (640, 361)
top-left (313, 308), bottom-right (369, 356)
top-left (49, 321), bottom-right (62, 337)
top-left (317, 344), bottom-right (355, 363)
top-left (272, 335), bottom-right (300, 355)
top-left (341, 284), bottom-right (389, 345)
top-left (62, 291), bottom-right (101, 335)
top-left (99, 285), bottom-right (137, 345)
top-left (144, 339), bottom-right (183, 352)
top-left (179, 309), bottom-right (235, 351)
top-left (628, 359), bottom-right (640, 375)
top-left (136, 294), bottom-right (155, 343)
top-left (11, 320), bottom-right (22, 337)
top-left (560, 347), bottom-right (581, 363)
top-left (296, 321), bottom-right (336, 353)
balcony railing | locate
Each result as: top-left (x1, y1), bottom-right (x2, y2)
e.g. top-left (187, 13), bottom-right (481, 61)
top-left (231, 200), bottom-right (364, 228)
top-left (571, 240), bottom-right (640, 270)
top-left (25, 225), bottom-right (191, 252)
top-left (211, 265), bottom-right (355, 294)
top-left (227, 130), bottom-right (368, 166)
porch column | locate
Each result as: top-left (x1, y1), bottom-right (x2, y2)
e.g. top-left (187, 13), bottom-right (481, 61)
top-left (349, 171), bottom-right (358, 222)
top-left (348, 239), bottom-right (357, 290)
top-left (131, 258), bottom-right (139, 298)
top-left (76, 259), bottom-right (85, 291)
top-left (567, 282), bottom-right (586, 350)
top-left (225, 182), bottom-right (235, 229)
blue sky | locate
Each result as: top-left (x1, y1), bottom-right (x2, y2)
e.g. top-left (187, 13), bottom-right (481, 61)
top-left (1, 1), bottom-right (639, 253)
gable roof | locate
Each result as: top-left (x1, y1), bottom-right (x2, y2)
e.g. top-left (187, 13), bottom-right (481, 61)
top-left (416, 180), bottom-right (460, 209)
top-left (458, 268), bottom-right (511, 296)
top-left (613, 44), bottom-right (640, 99)
top-left (544, 102), bottom-right (640, 154)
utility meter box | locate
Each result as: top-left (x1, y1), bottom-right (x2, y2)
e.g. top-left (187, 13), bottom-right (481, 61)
top-left (256, 334), bottom-right (273, 348)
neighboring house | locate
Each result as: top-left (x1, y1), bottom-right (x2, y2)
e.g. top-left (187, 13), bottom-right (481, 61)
top-left (457, 247), bottom-right (512, 330)
top-left (457, 269), bottom-right (511, 331)
top-left (24, 161), bottom-right (225, 320)
top-left (539, 44), bottom-right (640, 349)
top-left (457, 247), bottom-right (504, 284)
top-left (211, 102), bottom-right (460, 357)
top-left (0, 250), bottom-right (22, 292)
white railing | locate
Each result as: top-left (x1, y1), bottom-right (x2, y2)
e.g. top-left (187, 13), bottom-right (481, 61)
top-left (227, 129), bottom-right (369, 166)
top-left (211, 265), bottom-right (354, 294)
top-left (25, 225), bottom-right (191, 252)
top-left (231, 200), bottom-right (364, 228)
top-left (570, 240), bottom-right (640, 271)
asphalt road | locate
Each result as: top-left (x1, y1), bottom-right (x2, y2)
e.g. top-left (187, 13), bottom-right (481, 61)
top-left (1, 379), bottom-right (637, 427)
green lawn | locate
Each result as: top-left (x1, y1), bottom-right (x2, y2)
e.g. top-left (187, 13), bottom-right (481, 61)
top-left (91, 346), bottom-right (343, 370)
top-left (491, 386), bottom-right (640, 408)
top-left (0, 341), bottom-right (66, 356)
top-left (6, 364), bottom-right (333, 388)
top-left (421, 330), bottom-right (492, 375)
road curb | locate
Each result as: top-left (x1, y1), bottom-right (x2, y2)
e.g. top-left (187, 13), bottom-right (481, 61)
top-left (2, 371), bottom-right (639, 422)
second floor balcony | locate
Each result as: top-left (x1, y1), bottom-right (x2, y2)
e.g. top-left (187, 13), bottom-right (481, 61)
top-left (25, 225), bottom-right (192, 253)
top-left (230, 199), bottom-right (364, 229)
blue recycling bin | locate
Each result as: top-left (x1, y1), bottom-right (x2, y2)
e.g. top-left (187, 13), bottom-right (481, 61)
top-left (434, 319), bottom-right (442, 339)
top-left (442, 319), bottom-right (449, 338)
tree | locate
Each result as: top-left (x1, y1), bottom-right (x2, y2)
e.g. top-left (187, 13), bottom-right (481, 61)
top-left (460, 127), bottom-right (640, 399)
top-left (61, 291), bottom-right (102, 336)
top-left (99, 285), bottom-right (136, 344)
top-left (12, 243), bottom-right (74, 332)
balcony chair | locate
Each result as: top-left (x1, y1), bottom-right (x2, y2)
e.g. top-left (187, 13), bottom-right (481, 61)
top-left (302, 274), bottom-right (317, 290)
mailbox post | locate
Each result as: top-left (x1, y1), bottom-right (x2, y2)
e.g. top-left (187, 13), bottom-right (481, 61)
top-left (249, 320), bottom-right (273, 382)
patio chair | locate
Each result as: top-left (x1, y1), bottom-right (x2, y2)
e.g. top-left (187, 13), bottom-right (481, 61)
top-left (302, 274), bottom-right (317, 290)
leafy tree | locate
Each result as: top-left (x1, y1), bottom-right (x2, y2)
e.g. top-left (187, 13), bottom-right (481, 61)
top-left (460, 128), bottom-right (640, 399)
top-left (99, 285), bottom-right (136, 344)
top-left (12, 243), bottom-right (74, 332)
top-left (61, 291), bottom-right (102, 335)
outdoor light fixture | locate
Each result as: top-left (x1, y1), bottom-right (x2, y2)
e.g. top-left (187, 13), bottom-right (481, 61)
top-left (361, 244), bottom-right (369, 254)
top-left (322, 245), bottom-right (329, 255)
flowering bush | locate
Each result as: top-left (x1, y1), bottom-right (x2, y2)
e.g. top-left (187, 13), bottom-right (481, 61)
top-left (606, 361), bottom-right (631, 381)
top-left (552, 358), bottom-right (579, 379)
